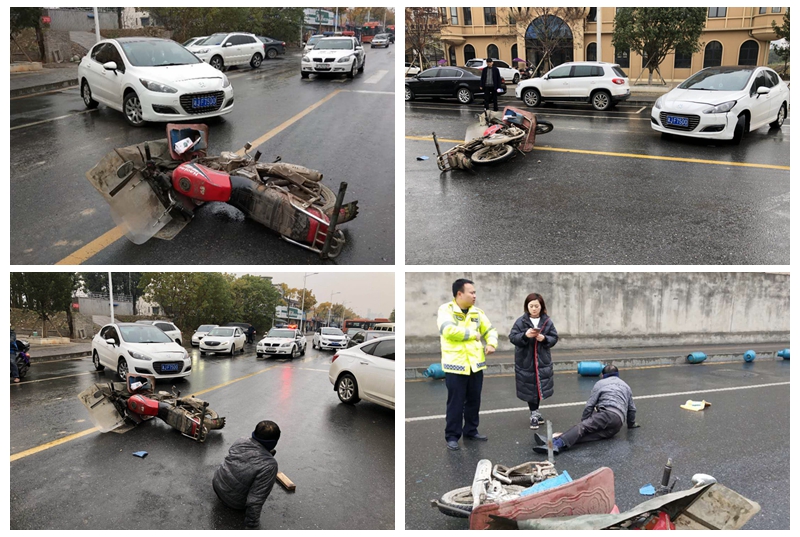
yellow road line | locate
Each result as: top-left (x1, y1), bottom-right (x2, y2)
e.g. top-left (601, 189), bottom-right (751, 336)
top-left (55, 225), bottom-right (126, 265)
top-left (15, 371), bottom-right (97, 384)
top-left (10, 85), bottom-right (79, 100)
top-left (10, 364), bottom-right (280, 462)
top-left (406, 135), bottom-right (790, 171)
top-left (11, 109), bottom-right (98, 131)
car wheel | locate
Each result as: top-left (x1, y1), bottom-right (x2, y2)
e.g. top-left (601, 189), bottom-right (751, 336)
top-left (513, 73), bottom-right (520, 84)
top-left (456, 87), bottom-right (473, 104)
top-left (267, 48), bottom-right (278, 60)
top-left (200, 350), bottom-right (206, 356)
top-left (123, 92), bottom-right (145, 127)
top-left (770, 103), bottom-right (787, 129)
top-left (347, 62), bottom-right (357, 79)
top-left (731, 113), bottom-right (747, 145)
top-left (257, 352), bottom-right (262, 358)
top-left (591, 90), bottom-right (612, 111)
top-left (92, 350), bottom-right (105, 371)
top-left (336, 373), bottom-right (361, 404)
top-left (405, 86), bottom-right (415, 101)
top-left (81, 81), bottom-right (99, 109)
top-left (117, 357), bottom-right (129, 380)
top-left (210, 55), bottom-right (224, 70)
top-left (230, 343), bottom-right (237, 356)
top-left (300, 343), bottom-right (306, 356)
top-left (301, 71), bottom-right (309, 79)
top-left (291, 345), bottom-right (300, 359)
top-left (358, 58), bottom-right (365, 73)
top-left (522, 88), bottom-right (541, 107)
top-left (250, 53), bottom-right (263, 68)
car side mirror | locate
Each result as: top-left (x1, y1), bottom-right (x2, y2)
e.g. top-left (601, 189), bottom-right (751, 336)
top-left (224, 42), bottom-right (233, 47)
top-left (105, 338), bottom-right (116, 346)
top-left (756, 86), bottom-right (770, 95)
top-left (103, 61), bottom-right (118, 71)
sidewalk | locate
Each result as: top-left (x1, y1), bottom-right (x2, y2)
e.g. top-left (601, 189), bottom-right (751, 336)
top-left (28, 341), bottom-right (93, 363)
top-left (405, 341), bottom-right (790, 379)
top-left (10, 63), bottom-right (80, 98)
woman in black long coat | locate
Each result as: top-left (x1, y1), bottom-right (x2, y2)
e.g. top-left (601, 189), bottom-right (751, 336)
top-left (508, 293), bottom-right (559, 429)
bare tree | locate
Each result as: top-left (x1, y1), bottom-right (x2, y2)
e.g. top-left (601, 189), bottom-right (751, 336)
top-left (405, 7), bottom-right (442, 69)
top-left (502, 7), bottom-right (587, 75)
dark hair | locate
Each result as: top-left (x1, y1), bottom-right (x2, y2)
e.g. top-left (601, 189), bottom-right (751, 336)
top-left (602, 364), bottom-right (618, 376)
top-left (452, 278), bottom-right (474, 298)
top-left (254, 420), bottom-right (281, 441)
top-left (523, 293), bottom-right (547, 315)
top-left (486, 57), bottom-right (493, 62)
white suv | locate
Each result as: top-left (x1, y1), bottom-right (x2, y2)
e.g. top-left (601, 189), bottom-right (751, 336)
top-left (465, 58), bottom-right (521, 84)
top-left (516, 61), bottom-right (630, 111)
top-left (301, 36), bottom-right (365, 79)
top-left (135, 320), bottom-right (183, 346)
top-left (188, 32), bottom-right (264, 71)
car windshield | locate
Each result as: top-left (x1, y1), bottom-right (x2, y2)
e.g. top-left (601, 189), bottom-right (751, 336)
top-left (316, 39), bottom-right (352, 50)
top-left (308, 35), bottom-right (322, 46)
top-left (209, 328), bottom-right (234, 337)
top-left (267, 329), bottom-right (295, 338)
top-left (121, 40), bottom-right (201, 67)
top-left (375, 34), bottom-right (388, 39)
top-left (465, 59), bottom-right (483, 67)
top-left (119, 325), bottom-right (173, 344)
top-left (678, 68), bottom-right (754, 91)
top-left (197, 325), bottom-right (216, 332)
top-left (322, 328), bottom-right (344, 335)
top-left (202, 33), bottom-right (229, 46)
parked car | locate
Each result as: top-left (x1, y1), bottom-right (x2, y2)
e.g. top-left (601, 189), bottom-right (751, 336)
top-left (515, 61), bottom-right (630, 111)
top-left (313, 327), bottom-right (348, 350)
top-left (405, 66), bottom-right (504, 104)
top-left (346, 330), bottom-right (386, 348)
top-left (258, 36), bottom-right (286, 59)
top-left (465, 58), bottom-right (521, 84)
top-left (371, 33), bottom-right (391, 48)
top-left (182, 36), bottom-right (207, 48)
top-left (187, 32), bottom-right (264, 70)
top-left (191, 324), bottom-right (218, 347)
top-left (372, 323), bottom-right (395, 332)
top-left (92, 323), bottom-right (191, 380)
top-left (256, 328), bottom-right (307, 358)
top-left (405, 62), bottom-right (421, 77)
top-left (651, 65), bottom-right (789, 144)
top-left (200, 326), bottom-right (247, 356)
top-left (301, 36), bottom-right (365, 79)
top-left (79, 37), bottom-right (234, 127)
top-left (135, 320), bottom-right (183, 346)
top-left (329, 335), bottom-right (395, 409)
top-left (303, 34), bottom-right (324, 54)
top-left (224, 322), bottom-right (255, 339)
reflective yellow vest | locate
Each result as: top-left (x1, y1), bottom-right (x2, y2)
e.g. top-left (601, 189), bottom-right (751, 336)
top-left (437, 300), bottom-right (498, 375)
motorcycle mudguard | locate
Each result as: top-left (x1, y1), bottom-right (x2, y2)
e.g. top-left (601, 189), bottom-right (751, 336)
top-left (85, 140), bottom-right (194, 244)
top-left (77, 384), bottom-right (128, 433)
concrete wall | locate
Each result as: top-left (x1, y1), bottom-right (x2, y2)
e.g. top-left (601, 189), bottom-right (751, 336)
top-left (405, 272), bottom-right (790, 354)
top-left (77, 297), bottom-right (133, 316)
top-left (44, 30), bottom-right (72, 63)
top-left (46, 9), bottom-right (119, 32)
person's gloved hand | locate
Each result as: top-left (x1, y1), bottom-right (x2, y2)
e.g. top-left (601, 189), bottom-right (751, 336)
top-left (629, 422), bottom-right (641, 429)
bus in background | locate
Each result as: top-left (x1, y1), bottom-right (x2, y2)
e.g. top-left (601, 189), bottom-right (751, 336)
top-left (342, 318), bottom-right (390, 332)
top-left (359, 21), bottom-right (383, 43)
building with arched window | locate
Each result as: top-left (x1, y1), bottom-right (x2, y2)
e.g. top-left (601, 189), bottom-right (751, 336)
top-left (431, 7), bottom-right (786, 82)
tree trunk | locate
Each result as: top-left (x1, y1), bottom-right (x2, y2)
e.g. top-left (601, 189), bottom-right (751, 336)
top-left (35, 23), bottom-right (45, 62)
top-left (66, 306), bottom-right (75, 339)
top-left (648, 69), bottom-right (654, 85)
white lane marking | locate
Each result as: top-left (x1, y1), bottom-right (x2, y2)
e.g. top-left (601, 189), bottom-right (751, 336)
top-left (15, 371), bottom-right (99, 385)
top-left (364, 69), bottom-right (388, 84)
top-left (636, 106), bottom-right (647, 113)
top-left (345, 90), bottom-right (394, 95)
top-left (11, 109), bottom-right (98, 131)
top-left (405, 381), bottom-right (789, 422)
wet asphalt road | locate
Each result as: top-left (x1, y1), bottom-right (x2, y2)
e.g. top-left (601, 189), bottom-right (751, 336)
top-left (10, 343), bottom-right (395, 529)
top-left (405, 98), bottom-right (790, 265)
top-left (405, 360), bottom-right (789, 530)
top-left (11, 50), bottom-right (395, 265)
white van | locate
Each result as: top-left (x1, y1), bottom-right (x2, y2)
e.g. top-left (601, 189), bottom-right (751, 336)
top-left (373, 323), bottom-right (395, 332)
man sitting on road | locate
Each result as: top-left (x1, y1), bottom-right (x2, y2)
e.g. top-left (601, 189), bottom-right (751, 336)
top-left (533, 364), bottom-right (639, 454)
top-left (213, 421), bottom-right (280, 529)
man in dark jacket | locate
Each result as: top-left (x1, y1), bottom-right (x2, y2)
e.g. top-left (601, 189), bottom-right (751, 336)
top-left (479, 58), bottom-right (502, 112)
top-left (533, 365), bottom-right (639, 454)
top-left (213, 421), bottom-right (280, 529)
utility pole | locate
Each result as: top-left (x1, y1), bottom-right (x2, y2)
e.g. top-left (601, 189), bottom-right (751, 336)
top-left (300, 272), bottom-right (318, 333)
top-left (108, 272), bottom-right (115, 324)
top-left (596, 7), bottom-right (602, 62)
top-left (327, 291), bottom-right (341, 327)
top-left (93, 7), bottom-right (101, 43)
top-left (335, 7), bottom-right (338, 33)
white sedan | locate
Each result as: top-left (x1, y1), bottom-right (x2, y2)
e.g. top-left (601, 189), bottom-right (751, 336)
top-left (191, 324), bottom-right (218, 347)
top-left (301, 36), bottom-right (365, 79)
top-left (92, 323), bottom-right (191, 380)
top-left (651, 65), bottom-right (789, 144)
top-left (329, 335), bottom-right (395, 409)
top-left (256, 328), bottom-right (307, 359)
top-left (200, 326), bottom-right (247, 356)
top-left (313, 327), bottom-right (348, 350)
top-left (78, 37), bottom-right (233, 127)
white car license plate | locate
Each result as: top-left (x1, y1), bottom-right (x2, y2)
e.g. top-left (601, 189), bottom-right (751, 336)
top-left (315, 63), bottom-right (331, 70)
top-left (666, 115), bottom-right (689, 128)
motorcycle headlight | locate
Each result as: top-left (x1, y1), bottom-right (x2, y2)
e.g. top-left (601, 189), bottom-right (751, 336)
top-left (703, 100), bottom-right (737, 114)
top-left (654, 96), bottom-right (663, 110)
top-left (337, 55), bottom-right (352, 63)
top-left (222, 75), bottom-right (230, 88)
top-left (302, 55), bottom-right (310, 62)
top-left (128, 350), bottom-right (152, 361)
top-left (139, 79), bottom-right (177, 93)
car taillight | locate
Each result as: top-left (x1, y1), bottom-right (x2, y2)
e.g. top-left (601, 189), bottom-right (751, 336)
top-left (282, 42), bottom-right (286, 46)
top-left (612, 78), bottom-right (626, 85)
top-left (332, 354), bottom-right (339, 362)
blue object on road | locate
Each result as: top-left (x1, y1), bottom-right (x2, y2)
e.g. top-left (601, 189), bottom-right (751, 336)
top-left (640, 484), bottom-right (656, 496)
top-left (520, 471), bottom-right (573, 497)
top-left (423, 363), bottom-right (445, 379)
top-left (577, 361), bottom-right (604, 376)
top-left (778, 349), bottom-right (790, 359)
top-left (132, 451), bottom-right (148, 458)
top-left (743, 350), bottom-right (756, 362)
top-left (417, 155), bottom-right (429, 160)
top-left (686, 352), bottom-right (707, 364)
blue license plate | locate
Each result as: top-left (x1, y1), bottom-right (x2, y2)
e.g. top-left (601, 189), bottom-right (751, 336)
top-left (192, 96), bottom-right (217, 109)
top-left (666, 115), bottom-right (689, 128)
top-left (161, 363), bottom-right (180, 372)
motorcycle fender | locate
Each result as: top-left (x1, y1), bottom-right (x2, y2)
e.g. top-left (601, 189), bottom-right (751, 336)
top-left (77, 384), bottom-right (128, 433)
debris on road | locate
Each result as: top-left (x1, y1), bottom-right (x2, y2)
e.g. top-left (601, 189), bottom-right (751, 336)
top-left (416, 155), bottom-right (429, 160)
top-left (277, 471), bottom-right (296, 492)
top-left (639, 483), bottom-right (655, 496)
top-left (132, 451), bottom-right (148, 458)
top-left (680, 400), bottom-right (711, 412)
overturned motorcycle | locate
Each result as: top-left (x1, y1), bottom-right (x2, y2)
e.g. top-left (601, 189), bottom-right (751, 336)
top-left (432, 106), bottom-right (553, 171)
top-left (86, 124), bottom-right (358, 258)
top-left (78, 374), bottom-right (225, 442)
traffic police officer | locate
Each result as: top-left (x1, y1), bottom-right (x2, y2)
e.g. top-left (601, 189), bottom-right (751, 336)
top-left (438, 278), bottom-right (498, 450)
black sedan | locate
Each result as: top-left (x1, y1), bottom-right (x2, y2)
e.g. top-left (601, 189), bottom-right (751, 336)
top-left (405, 66), bottom-right (506, 105)
top-left (258, 36), bottom-right (286, 59)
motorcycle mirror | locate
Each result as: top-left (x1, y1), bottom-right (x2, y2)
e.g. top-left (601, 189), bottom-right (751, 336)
top-left (116, 161), bottom-right (135, 179)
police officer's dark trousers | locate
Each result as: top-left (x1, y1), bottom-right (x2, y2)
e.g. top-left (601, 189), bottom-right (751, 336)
top-left (559, 409), bottom-right (622, 448)
top-left (444, 370), bottom-right (483, 441)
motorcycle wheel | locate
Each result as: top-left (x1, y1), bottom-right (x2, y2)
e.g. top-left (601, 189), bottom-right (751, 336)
top-left (470, 144), bottom-right (515, 166)
top-left (535, 120), bottom-right (554, 135)
top-left (318, 183), bottom-right (337, 212)
top-left (326, 229), bottom-right (346, 258)
top-left (437, 485), bottom-right (526, 518)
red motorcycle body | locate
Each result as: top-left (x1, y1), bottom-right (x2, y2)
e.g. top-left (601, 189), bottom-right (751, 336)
top-left (172, 162), bottom-right (232, 202)
top-left (128, 394), bottom-right (160, 417)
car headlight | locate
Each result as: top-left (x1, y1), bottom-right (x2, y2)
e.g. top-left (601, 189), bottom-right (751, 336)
top-left (139, 79), bottom-right (177, 93)
top-left (128, 350), bottom-right (152, 361)
top-left (280, 342), bottom-right (292, 347)
top-left (654, 96), bottom-right (662, 110)
top-left (183, 350), bottom-right (189, 359)
top-left (302, 55), bottom-right (310, 62)
top-left (197, 48), bottom-right (209, 55)
top-left (703, 100), bottom-right (737, 114)
top-left (337, 55), bottom-right (352, 63)
top-left (222, 75), bottom-right (230, 88)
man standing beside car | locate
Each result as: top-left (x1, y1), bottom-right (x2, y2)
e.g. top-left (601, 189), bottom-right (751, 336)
top-left (480, 58), bottom-right (502, 112)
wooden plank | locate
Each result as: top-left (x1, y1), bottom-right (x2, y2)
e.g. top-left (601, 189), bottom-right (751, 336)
top-left (277, 471), bottom-right (296, 492)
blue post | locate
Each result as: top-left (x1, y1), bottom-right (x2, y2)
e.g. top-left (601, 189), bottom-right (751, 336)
top-left (743, 350), bottom-right (756, 362)
top-left (686, 352), bottom-right (707, 364)
top-left (423, 363), bottom-right (445, 379)
top-left (777, 349), bottom-right (790, 360)
top-left (577, 361), bottom-right (604, 376)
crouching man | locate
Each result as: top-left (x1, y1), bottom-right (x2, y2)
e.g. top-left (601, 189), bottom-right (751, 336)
top-left (533, 364), bottom-right (638, 454)
top-left (213, 421), bottom-right (280, 529)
